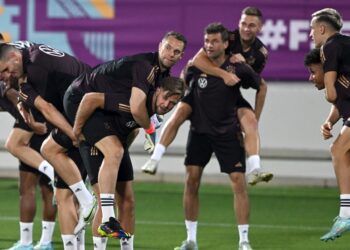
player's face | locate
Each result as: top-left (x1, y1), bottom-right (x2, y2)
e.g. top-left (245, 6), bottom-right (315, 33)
top-left (158, 36), bottom-right (184, 70)
top-left (154, 88), bottom-right (181, 115)
top-left (239, 14), bottom-right (262, 43)
top-left (204, 33), bottom-right (228, 60)
top-left (0, 53), bottom-right (23, 82)
top-left (307, 63), bottom-right (325, 90)
top-left (310, 18), bottom-right (324, 48)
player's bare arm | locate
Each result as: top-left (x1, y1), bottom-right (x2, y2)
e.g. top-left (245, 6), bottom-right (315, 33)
top-left (324, 71), bottom-right (337, 103)
top-left (73, 92), bottom-right (104, 141)
top-left (34, 95), bottom-right (75, 141)
top-left (254, 78), bottom-right (267, 121)
top-left (25, 110), bottom-right (47, 135)
top-left (192, 48), bottom-right (240, 86)
top-left (130, 87), bottom-right (151, 129)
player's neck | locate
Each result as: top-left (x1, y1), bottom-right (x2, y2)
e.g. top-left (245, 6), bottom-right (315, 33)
top-left (210, 54), bottom-right (226, 67)
top-left (240, 38), bottom-right (254, 52)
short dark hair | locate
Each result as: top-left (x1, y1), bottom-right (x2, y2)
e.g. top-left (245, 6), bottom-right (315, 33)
top-left (304, 48), bottom-right (321, 66)
top-left (0, 33), bottom-right (4, 42)
top-left (159, 76), bottom-right (186, 98)
top-left (204, 22), bottom-right (229, 42)
top-left (312, 8), bottom-right (343, 31)
top-left (242, 7), bottom-right (263, 21)
top-left (162, 31), bottom-right (187, 51)
top-left (0, 43), bottom-right (17, 61)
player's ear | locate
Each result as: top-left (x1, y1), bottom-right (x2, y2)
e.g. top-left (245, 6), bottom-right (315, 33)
top-left (224, 40), bottom-right (229, 50)
top-left (257, 22), bottom-right (263, 33)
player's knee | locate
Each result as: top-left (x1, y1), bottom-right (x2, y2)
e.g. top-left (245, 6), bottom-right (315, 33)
top-left (239, 114), bottom-right (258, 133)
top-left (40, 139), bottom-right (52, 159)
top-left (185, 176), bottom-right (201, 191)
top-left (19, 183), bottom-right (36, 197)
top-left (55, 189), bottom-right (73, 207)
top-left (119, 194), bottom-right (135, 215)
top-left (40, 138), bottom-right (63, 160)
top-left (230, 173), bottom-right (246, 192)
top-left (330, 141), bottom-right (348, 158)
top-left (104, 146), bottom-right (124, 164)
top-left (40, 184), bottom-right (54, 200)
top-left (5, 136), bottom-right (19, 154)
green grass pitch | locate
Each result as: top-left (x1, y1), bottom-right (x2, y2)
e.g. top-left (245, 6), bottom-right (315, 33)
top-left (0, 179), bottom-right (348, 249)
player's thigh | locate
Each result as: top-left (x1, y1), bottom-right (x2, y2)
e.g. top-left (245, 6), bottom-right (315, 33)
top-left (79, 141), bottom-right (103, 186)
top-left (6, 127), bottom-right (33, 150)
top-left (83, 111), bottom-right (124, 158)
top-left (237, 107), bottom-right (257, 132)
top-left (211, 134), bottom-right (246, 174)
top-left (333, 125), bottom-right (350, 152)
top-left (184, 131), bottom-right (212, 168)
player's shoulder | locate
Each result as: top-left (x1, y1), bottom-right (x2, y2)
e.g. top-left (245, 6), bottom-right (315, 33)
top-left (29, 44), bottom-right (67, 64)
top-left (322, 34), bottom-right (345, 55)
top-left (187, 65), bottom-right (202, 75)
top-left (254, 37), bottom-right (268, 58)
top-left (126, 52), bottom-right (157, 65)
top-left (325, 33), bottom-right (349, 48)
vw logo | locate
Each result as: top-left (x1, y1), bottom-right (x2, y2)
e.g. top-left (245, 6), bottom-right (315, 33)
top-left (198, 78), bottom-right (207, 88)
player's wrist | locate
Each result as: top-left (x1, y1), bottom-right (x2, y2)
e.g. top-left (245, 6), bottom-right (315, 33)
top-left (145, 122), bottom-right (155, 134)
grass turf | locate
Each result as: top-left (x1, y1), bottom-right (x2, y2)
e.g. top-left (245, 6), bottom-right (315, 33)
top-left (0, 179), bottom-right (348, 249)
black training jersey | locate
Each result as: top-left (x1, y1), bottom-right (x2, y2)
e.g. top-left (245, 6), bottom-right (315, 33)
top-left (186, 59), bottom-right (260, 136)
top-left (321, 33), bottom-right (350, 120)
top-left (0, 95), bottom-right (17, 118)
top-left (72, 52), bottom-right (168, 114)
top-left (226, 29), bottom-right (268, 74)
top-left (18, 44), bottom-right (91, 112)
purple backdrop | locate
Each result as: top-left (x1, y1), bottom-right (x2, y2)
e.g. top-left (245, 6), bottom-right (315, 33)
top-left (113, 0), bottom-right (350, 80)
top-left (2, 0), bottom-right (350, 80)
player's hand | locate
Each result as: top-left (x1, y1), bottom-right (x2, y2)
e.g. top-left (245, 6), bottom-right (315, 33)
top-left (230, 53), bottom-right (246, 64)
top-left (30, 122), bottom-right (47, 135)
top-left (222, 71), bottom-right (240, 86)
top-left (26, 110), bottom-right (48, 135)
top-left (72, 125), bottom-right (85, 146)
top-left (320, 121), bottom-right (333, 140)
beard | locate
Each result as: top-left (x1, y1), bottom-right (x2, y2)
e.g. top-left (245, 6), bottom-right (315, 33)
top-left (8, 76), bottom-right (19, 90)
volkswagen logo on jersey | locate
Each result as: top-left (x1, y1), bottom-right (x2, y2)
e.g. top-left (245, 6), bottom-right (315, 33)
top-left (39, 45), bottom-right (65, 57)
top-left (126, 121), bottom-right (137, 128)
top-left (198, 77), bottom-right (207, 89)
